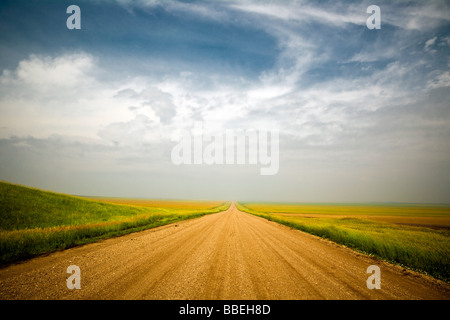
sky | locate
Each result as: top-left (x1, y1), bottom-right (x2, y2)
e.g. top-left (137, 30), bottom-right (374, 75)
top-left (0, 0), bottom-right (449, 203)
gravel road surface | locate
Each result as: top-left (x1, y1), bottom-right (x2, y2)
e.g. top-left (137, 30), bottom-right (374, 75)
top-left (1, 203), bottom-right (449, 299)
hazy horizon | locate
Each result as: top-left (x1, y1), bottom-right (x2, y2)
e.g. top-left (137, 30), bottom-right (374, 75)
top-left (1, 0), bottom-right (449, 203)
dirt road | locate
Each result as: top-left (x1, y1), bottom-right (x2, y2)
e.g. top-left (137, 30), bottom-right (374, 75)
top-left (0, 203), bottom-right (449, 300)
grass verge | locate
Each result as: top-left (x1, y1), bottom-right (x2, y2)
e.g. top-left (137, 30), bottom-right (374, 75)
top-left (236, 202), bottom-right (450, 283)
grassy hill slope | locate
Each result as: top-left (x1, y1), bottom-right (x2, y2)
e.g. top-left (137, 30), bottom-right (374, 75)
top-left (0, 181), bottom-right (230, 265)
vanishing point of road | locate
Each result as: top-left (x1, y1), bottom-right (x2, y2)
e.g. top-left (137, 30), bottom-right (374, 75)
top-left (0, 203), bottom-right (449, 299)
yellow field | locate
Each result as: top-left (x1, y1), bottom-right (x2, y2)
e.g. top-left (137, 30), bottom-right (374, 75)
top-left (244, 203), bottom-right (450, 230)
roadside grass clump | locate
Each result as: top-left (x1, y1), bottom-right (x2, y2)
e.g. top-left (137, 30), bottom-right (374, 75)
top-left (0, 181), bottom-right (230, 266)
top-left (236, 202), bottom-right (450, 283)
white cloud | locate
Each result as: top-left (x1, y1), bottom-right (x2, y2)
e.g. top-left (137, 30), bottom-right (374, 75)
top-left (0, 53), bottom-right (96, 100)
top-left (424, 36), bottom-right (438, 52)
top-left (382, 1), bottom-right (450, 31)
top-left (116, 0), bottom-right (229, 21)
top-left (427, 71), bottom-right (450, 89)
top-left (229, 2), bottom-right (365, 27)
top-left (440, 36), bottom-right (450, 47)
top-left (229, 0), bottom-right (450, 32)
top-left (0, 53), bottom-right (182, 141)
top-left (346, 47), bottom-right (398, 63)
top-left (0, 53), bottom-right (134, 139)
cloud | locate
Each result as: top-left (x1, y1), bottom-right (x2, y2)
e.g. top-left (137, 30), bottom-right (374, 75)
top-left (346, 47), bottom-right (398, 63)
top-left (384, 0), bottom-right (450, 31)
top-left (0, 52), bottom-right (96, 99)
top-left (98, 114), bottom-right (159, 146)
top-left (116, 0), bottom-right (230, 21)
top-left (424, 36), bottom-right (438, 52)
top-left (0, 3), bottom-right (446, 147)
top-left (0, 53), bottom-right (182, 141)
top-left (228, 2), bottom-right (365, 27)
top-left (440, 36), bottom-right (450, 47)
top-left (0, 0), bottom-right (449, 202)
top-left (229, 0), bottom-right (450, 32)
top-left (0, 53), bottom-right (131, 139)
top-left (136, 87), bottom-right (177, 124)
top-left (427, 71), bottom-right (450, 89)
top-left (1, 35), bottom-right (440, 159)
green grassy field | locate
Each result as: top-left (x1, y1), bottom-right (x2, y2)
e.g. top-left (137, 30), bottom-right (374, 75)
top-left (0, 181), bottom-right (230, 266)
top-left (237, 202), bottom-right (450, 283)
